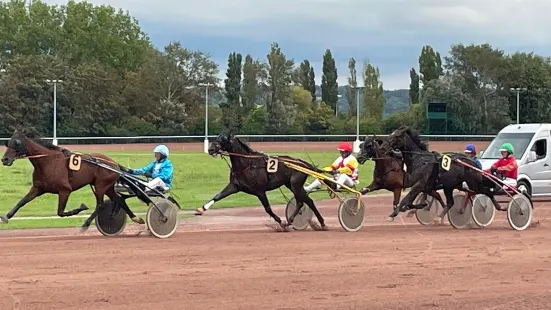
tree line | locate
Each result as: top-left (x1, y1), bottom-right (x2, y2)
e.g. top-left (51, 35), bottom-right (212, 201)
top-left (1, 0), bottom-right (549, 139)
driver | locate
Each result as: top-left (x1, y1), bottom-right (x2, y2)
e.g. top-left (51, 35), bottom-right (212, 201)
top-left (304, 142), bottom-right (359, 193)
top-left (485, 142), bottom-right (518, 186)
top-left (129, 145), bottom-right (173, 192)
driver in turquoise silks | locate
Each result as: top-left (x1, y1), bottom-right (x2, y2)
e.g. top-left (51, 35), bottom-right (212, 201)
top-left (129, 145), bottom-right (173, 191)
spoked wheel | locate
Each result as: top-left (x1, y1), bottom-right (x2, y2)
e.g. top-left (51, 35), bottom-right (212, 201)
top-left (507, 194), bottom-right (533, 231)
top-left (146, 198), bottom-right (179, 239)
top-left (285, 197), bottom-right (313, 231)
top-left (338, 197), bottom-right (366, 232)
top-left (447, 193), bottom-right (473, 229)
top-left (471, 194), bottom-right (496, 227)
top-left (95, 199), bottom-right (127, 237)
top-left (413, 193), bottom-right (441, 226)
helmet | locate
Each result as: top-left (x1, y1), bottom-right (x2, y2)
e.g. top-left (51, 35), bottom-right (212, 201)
top-left (153, 145), bottom-right (169, 157)
top-left (500, 143), bottom-right (514, 154)
top-left (338, 142), bottom-right (352, 153)
top-left (464, 144), bottom-right (476, 154)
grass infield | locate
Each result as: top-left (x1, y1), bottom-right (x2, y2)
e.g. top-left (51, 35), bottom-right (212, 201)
top-left (0, 151), bottom-right (375, 229)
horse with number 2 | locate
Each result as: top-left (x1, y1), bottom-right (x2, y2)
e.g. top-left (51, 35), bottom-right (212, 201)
top-left (196, 129), bottom-right (366, 232)
top-left (1, 129), bottom-right (181, 238)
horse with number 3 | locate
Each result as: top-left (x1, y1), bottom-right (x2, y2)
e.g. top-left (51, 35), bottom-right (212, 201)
top-left (196, 129), bottom-right (331, 231)
top-left (0, 129), bottom-right (145, 231)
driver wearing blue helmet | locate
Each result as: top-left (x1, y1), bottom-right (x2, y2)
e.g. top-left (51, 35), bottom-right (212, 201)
top-left (464, 144), bottom-right (482, 169)
top-left (129, 145), bottom-right (173, 192)
top-left (461, 143), bottom-right (481, 190)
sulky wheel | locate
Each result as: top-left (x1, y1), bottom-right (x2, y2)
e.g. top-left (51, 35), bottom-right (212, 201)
top-left (507, 194), bottom-right (533, 231)
top-left (95, 199), bottom-right (127, 237)
top-left (146, 198), bottom-right (179, 239)
top-left (338, 197), bottom-right (366, 232)
top-left (471, 194), bottom-right (496, 227)
top-left (285, 197), bottom-right (313, 231)
top-left (447, 193), bottom-right (473, 229)
top-left (414, 193), bottom-right (441, 226)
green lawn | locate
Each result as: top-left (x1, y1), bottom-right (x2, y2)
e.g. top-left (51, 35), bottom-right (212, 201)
top-left (0, 151), bottom-right (375, 220)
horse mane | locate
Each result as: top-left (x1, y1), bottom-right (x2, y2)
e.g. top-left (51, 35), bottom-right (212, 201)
top-left (23, 131), bottom-right (62, 151)
top-left (234, 136), bottom-right (257, 154)
top-left (400, 126), bottom-right (428, 151)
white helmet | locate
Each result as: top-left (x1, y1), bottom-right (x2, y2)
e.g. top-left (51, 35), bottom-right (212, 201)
top-left (153, 145), bottom-right (169, 157)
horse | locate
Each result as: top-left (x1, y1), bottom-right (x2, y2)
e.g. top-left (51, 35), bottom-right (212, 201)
top-left (196, 128), bottom-right (330, 231)
top-left (356, 135), bottom-right (447, 222)
top-left (1, 129), bottom-right (145, 231)
top-left (384, 126), bottom-right (490, 222)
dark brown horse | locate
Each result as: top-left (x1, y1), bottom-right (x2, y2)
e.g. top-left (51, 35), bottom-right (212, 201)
top-left (1, 129), bottom-right (144, 231)
top-left (356, 135), bottom-right (446, 222)
top-left (197, 129), bottom-right (330, 231)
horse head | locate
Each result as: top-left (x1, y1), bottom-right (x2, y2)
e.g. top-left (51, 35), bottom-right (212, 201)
top-left (358, 135), bottom-right (376, 164)
top-left (2, 129), bottom-right (30, 166)
top-left (2, 128), bottom-right (58, 166)
top-left (208, 128), bottom-right (233, 156)
top-left (386, 126), bottom-right (427, 152)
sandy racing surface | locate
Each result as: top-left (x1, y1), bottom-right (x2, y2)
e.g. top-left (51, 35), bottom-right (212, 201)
top-left (5, 140), bottom-right (551, 310)
top-left (2, 193), bottom-right (551, 310)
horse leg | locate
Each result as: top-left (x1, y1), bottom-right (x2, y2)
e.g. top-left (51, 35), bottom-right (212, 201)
top-left (432, 187), bottom-right (454, 225)
top-left (0, 186), bottom-right (44, 223)
top-left (257, 193), bottom-right (288, 232)
top-left (390, 188), bottom-right (404, 221)
top-left (195, 183), bottom-right (239, 215)
top-left (359, 181), bottom-right (381, 195)
top-left (389, 186), bottom-right (420, 219)
top-left (57, 191), bottom-right (89, 217)
top-left (302, 194), bottom-right (327, 231)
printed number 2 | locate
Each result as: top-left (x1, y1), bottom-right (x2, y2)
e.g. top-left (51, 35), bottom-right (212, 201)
top-left (267, 158), bottom-right (278, 173)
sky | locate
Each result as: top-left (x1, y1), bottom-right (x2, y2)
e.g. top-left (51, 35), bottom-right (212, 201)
top-left (46, 0), bottom-right (551, 90)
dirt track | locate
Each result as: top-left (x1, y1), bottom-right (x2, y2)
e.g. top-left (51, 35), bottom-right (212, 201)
top-left (1, 192), bottom-right (551, 310)
top-left (5, 141), bottom-right (551, 310)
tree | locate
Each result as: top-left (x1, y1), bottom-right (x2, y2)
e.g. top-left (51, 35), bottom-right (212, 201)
top-left (265, 42), bottom-right (295, 133)
top-left (500, 52), bottom-right (551, 123)
top-left (222, 52), bottom-right (242, 130)
top-left (241, 54), bottom-right (266, 113)
top-left (419, 45), bottom-right (443, 87)
top-left (295, 60), bottom-right (316, 104)
top-left (444, 43), bottom-right (508, 132)
top-left (409, 68), bottom-right (420, 105)
top-left (347, 57), bottom-right (358, 115)
top-left (321, 49), bottom-right (338, 113)
top-left (362, 61), bottom-right (385, 121)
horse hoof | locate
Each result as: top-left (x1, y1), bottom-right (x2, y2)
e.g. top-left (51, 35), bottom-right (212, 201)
top-left (0, 215), bottom-right (8, 224)
top-left (79, 203), bottom-right (89, 211)
top-left (309, 220), bottom-right (322, 231)
top-left (320, 225), bottom-right (329, 231)
top-left (132, 217), bottom-right (145, 224)
top-left (80, 226), bottom-right (89, 233)
top-left (386, 217), bottom-right (395, 222)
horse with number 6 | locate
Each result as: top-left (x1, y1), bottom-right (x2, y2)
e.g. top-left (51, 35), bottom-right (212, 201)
top-left (0, 129), bottom-right (145, 231)
top-left (195, 128), bottom-right (331, 231)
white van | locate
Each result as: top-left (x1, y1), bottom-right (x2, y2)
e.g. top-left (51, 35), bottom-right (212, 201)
top-left (479, 123), bottom-right (551, 197)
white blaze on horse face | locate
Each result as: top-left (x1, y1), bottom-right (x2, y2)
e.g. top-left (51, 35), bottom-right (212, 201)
top-left (203, 200), bottom-right (215, 210)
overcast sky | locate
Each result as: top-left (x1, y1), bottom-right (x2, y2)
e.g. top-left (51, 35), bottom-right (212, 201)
top-left (46, 0), bottom-right (551, 89)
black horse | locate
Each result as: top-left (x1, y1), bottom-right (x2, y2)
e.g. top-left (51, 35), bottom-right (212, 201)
top-left (356, 135), bottom-right (446, 222)
top-left (384, 126), bottom-right (489, 222)
top-left (195, 129), bottom-right (330, 231)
